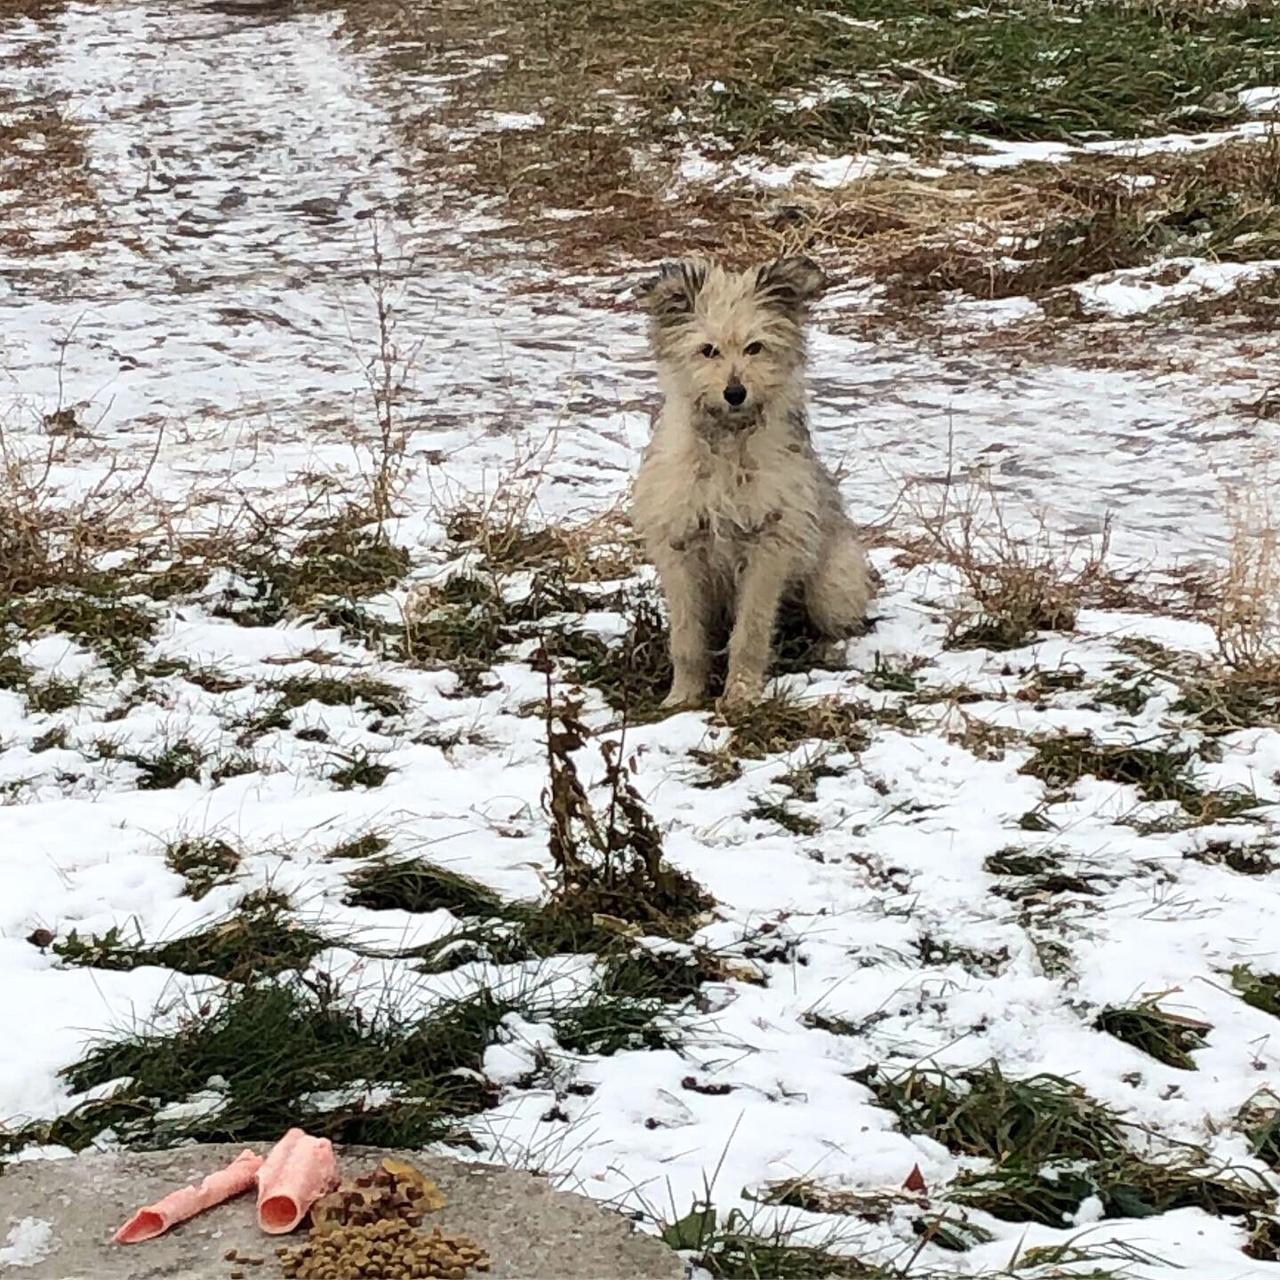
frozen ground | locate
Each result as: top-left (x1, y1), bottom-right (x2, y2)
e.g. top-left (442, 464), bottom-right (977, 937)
top-left (2, 3), bottom-right (1280, 1278)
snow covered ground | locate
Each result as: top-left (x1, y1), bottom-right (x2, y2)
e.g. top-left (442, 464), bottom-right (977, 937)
top-left (2, 3), bottom-right (1280, 1278)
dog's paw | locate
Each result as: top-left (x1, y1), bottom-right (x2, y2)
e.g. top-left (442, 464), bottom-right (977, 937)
top-left (661, 684), bottom-right (704, 711)
top-left (718, 673), bottom-right (764, 712)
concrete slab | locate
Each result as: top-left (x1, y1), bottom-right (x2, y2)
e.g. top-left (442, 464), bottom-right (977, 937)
top-left (0, 1146), bottom-right (686, 1279)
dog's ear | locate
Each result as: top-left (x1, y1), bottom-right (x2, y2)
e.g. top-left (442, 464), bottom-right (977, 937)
top-left (754, 256), bottom-right (826, 314)
top-left (639, 260), bottom-right (708, 327)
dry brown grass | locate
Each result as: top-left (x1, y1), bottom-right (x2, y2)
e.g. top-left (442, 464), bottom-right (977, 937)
top-left (0, 0), bottom-right (102, 258)
top-left (909, 475), bottom-right (1116, 650)
top-left (0, 0), bottom-right (66, 21)
top-left (308, 0), bottom-right (1280, 302)
top-left (0, 90), bottom-right (100, 257)
top-left (1211, 470), bottom-right (1280, 674)
top-left (0, 426), bottom-right (164, 598)
top-left (445, 502), bottom-right (635, 582)
top-left (774, 138), bottom-right (1280, 312)
top-left (0, 0), bottom-right (67, 49)
top-left (304, 0), bottom-right (831, 271)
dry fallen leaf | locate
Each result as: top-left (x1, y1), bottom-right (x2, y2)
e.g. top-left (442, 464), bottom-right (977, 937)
top-left (589, 913), bottom-right (643, 938)
top-left (716, 960), bottom-right (766, 986)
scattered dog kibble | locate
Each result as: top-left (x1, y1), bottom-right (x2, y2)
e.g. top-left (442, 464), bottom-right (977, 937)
top-left (309, 1157), bottom-right (447, 1233)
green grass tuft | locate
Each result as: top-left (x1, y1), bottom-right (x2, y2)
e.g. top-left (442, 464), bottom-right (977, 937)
top-left (215, 515), bottom-right (410, 628)
top-left (953, 1153), bottom-right (1273, 1227)
top-left (327, 751), bottom-right (393, 789)
top-left (404, 570), bottom-right (587, 696)
top-left (326, 831), bottom-right (392, 861)
top-left (1232, 965), bottom-right (1280, 1019)
top-left (24, 675), bottom-right (83, 714)
top-left (43, 977), bottom-right (507, 1150)
top-left (984, 846), bottom-right (1112, 900)
top-left (665, 1205), bottom-right (884, 1278)
top-left (344, 858), bottom-right (504, 917)
top-left (2, 589), bottom-right (155, 672)
top-left (165, 837), bottom-right (241, 900)
top-left (52, 900), bottom-right (330, 984)
top-left (553, 944), bottom-right (726, 1056)
top-left (1185, 837), bottom-right (1277, 876)
top-left (1020, 733), bottom-right (1262, 822)
top-left (272, 673), bottom-right (406, 718)
top-left (30, 725), bottom-right (70, 753)
top-left (0, 651), bottom-right (29, 691)
top-left (122, 739), bottom-right (207, 790)
top-left (1241, 1093), bottom-right (1280, 1171)
top-left (1175, 668), bottom-right (1280, 733)
top-left (747, 798), bottom-right (822, 836)
top-left (858, 1062), bottom-right (1127, 1163)
top-left (548, 590), bottom-right (673, 721)
top-left (693, 694), bottom-right (869, 788)
top-left (1095, 1000), bottom-right (1209, 1069)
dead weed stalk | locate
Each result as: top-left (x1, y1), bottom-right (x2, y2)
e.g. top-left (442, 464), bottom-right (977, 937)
top-left (357, 217), bottom-right (421, 528)
top-left (1212, 471), bottom-right (1280, 675)
top-left (535, 648), bottom-right (711, 937)
top-left (0, 418), bottom-right (164, 598)
top-left (912, 475), bottom-right (1113, 650)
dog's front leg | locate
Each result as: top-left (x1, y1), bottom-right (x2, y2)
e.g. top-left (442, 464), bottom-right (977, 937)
top-left (722, 549), bottom-right (790, 709)
top-left (655, 548), bottom-right (711, 709)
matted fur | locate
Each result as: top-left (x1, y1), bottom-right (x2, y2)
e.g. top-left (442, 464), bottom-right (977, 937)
top-left (632, 256), bottom-right (873, 709)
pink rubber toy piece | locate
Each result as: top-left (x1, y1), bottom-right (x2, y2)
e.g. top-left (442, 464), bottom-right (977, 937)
top-left (255, 1128), bottom-right (339, 1234)
top-left (113, 1148), bottom-right (264, 1244)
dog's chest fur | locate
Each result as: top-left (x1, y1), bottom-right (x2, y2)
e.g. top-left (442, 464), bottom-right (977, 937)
top-left (636, 415), bottom-right (823, 570)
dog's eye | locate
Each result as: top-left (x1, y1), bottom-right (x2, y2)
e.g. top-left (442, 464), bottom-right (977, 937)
top-left (744, 341), bottom-right (764, 356)
top-left (699, 343), bottom-right (719, 359)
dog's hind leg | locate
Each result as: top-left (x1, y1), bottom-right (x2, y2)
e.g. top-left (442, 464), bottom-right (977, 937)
top-left (804, 526), bottom-right (872, 639)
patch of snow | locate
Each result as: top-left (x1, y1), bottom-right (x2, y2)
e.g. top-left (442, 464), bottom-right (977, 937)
top-left (1240, 86), bottom-right (1280, 114)
top-left (0, 1219), bottom-right (54, 1269)
top-left (735, 151), bottom-right (882, 189)
top-left (961, 137), bottom-right (1075, 169)
top-left (677, 149), bottom-right (722, 184)
top-left (152, 1089), bottom-right (228, 1125)
top-left (962, 118), bottom-right (1278, 170)
top-left (481, 111), bottom-right (544, 132)
top-left (1074, 258), bottom-right (1280, 319)
top-left (941, 295), bottom-right (1043, 329)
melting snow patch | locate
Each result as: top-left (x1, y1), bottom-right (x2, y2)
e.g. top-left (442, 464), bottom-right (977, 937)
top-left (0, 1219), bottom-right (54, 1269)
top-left (961, 118), bottom-right (1278, 170)
top-left (735, 151), bottom-right (882, 188)
top-left (962, 137), bottom-right (1075, 169)
top-left (482, 111), bottom-right (544, 131)
top-left (942, 295), bottom-right (1043, 329)
top-left (1241, 86), bottom-right (1280, 114)
top-left (1074, 259), bottom-right (1280, 318)
top-left (677, 149), bottom-right (722, 184)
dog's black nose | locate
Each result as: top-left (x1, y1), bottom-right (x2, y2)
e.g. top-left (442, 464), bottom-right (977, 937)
top-left (723, 382), bottom-right (747, 407)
